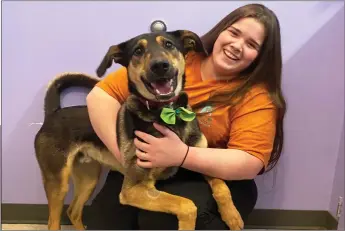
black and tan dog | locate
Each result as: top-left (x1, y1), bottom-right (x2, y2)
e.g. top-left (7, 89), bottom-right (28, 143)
top-left (34, 30), bottom-right (244, 230)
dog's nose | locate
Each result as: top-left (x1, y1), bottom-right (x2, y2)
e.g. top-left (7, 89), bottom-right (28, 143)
top-left (150, 60), bottom-right (170, 76)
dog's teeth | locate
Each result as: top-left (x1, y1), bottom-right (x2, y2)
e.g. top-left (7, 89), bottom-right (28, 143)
top-left (169, 79), bottom-right (173, 85)
top-left (170, 86), bottom-right (173, 92)
top-left (155, 89), bottom-right (161, 94)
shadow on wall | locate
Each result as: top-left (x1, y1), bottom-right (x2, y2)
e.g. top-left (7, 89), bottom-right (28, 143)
top-left (254, 6), bottom-right (344, 210)
top-left (2, 85), bottom-right (109, 205)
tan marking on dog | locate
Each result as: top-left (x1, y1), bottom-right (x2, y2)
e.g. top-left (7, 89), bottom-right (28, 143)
top-left (119, 178), bottom-right (198, 230)
top-left (204, 176), bottom-right (244, 230)
top-left (155, 36), bottom-right (164, 45)
top-left (162, 51), bottom-right (168, 57)
top-left (67, 158), bottom-right (102, 230)
top-left (72, 142), bottom-right (125, 174)
top-left (148, 167), bottom-right (166, 180)
top-left (199, 122), bottom-right (243, 230)
top-left (45, 154), bottom-right (74, 230)
top-left (44, 141), bottom-right (124, 230)
top-left (171, 52), bottom-right (186, 96)
top-left (128, 58), bottom-right (155, 100)
top-left (138, 39), bottom-right (148, 49)
top-left (130, 39), bottom-right (148, 67)
top-left (144, 53), bottom-right (151, 70)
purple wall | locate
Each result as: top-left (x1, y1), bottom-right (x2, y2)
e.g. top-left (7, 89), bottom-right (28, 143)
top-left (255, 5), bottom-right (344, 211)
top-left (329, 126), bottom-right (344, 230)
top-left (2, 1), bottom-right (344, 214)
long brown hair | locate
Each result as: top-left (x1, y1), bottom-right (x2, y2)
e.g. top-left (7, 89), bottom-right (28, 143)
top-left (200, 3), bottom-right (286, 172)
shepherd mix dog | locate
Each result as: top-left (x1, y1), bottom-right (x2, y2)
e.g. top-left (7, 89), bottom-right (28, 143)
top-left (34, 29), bottom-right (244, 230)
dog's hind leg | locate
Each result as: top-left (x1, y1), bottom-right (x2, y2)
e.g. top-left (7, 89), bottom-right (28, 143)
top-left (204, 176), bottom-right (244, 230)
top-left (42, 164), bottom-right (72, 230)
top-left (67, 155), bottom-right (102, 230)
top-left (192, 133), bottom-right (243, 229)
top-left (120, 177), bottom-right (197, 230)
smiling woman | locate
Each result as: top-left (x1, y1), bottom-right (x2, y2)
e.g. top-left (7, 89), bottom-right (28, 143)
top-left (85, 3), bottom-right (286, 230)
top-left (203, 17), bottom-right (265, 80)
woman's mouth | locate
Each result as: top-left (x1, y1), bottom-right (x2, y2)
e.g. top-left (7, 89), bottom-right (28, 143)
top-left (223, 49), bottom-right (240, 61)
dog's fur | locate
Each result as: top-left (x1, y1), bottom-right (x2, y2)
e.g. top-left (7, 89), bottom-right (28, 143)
top-left (34, 30), bottom-right (244, 230)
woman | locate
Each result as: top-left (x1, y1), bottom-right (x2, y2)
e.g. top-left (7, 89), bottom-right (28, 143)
top-left (85, 3), bottom-right (286, 230)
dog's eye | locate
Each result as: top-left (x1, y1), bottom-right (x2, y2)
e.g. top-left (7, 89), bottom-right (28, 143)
top-left (134, 47), bottom-right (144, 56)
top-left (164, 41), bottom-right (174, 49)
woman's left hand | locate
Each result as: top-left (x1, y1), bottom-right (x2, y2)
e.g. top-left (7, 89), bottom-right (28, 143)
top-left (134, 122), bottom-right (188, 168)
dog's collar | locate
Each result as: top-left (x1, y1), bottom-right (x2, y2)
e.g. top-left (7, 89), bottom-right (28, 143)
top-left (138, 95), bottom-right (179, 111)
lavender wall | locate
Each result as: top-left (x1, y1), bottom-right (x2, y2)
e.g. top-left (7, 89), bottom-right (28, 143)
top-left (2, 1), bottom-right (344, 214)
top-left (329, 126), bottom-right (344, 230)
top-left (255, 5), bottom-right (344, 211)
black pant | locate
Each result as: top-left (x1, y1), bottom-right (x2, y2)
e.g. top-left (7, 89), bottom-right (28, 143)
top-left (85, 168), bottom-right (257, 230)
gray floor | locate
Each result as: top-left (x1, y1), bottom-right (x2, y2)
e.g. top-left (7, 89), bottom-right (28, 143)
top-left (1, 224), bottom-right (74, 230)
top-left (1, 224), bottom-right (328, 230)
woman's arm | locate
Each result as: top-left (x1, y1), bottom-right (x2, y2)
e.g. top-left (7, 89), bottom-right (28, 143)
top-left (134, 123), bottom-right (265, 181)
top-left (86, 86), bottom-right (123, 164)
top-left (182, 146), bottom-right (264, 180)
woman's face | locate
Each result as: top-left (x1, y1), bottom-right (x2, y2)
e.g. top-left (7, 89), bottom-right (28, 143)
top-left (211, 17), bottom-right (265, 76)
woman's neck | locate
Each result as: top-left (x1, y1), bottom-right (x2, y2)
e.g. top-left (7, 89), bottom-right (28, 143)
top-left (200, 55), bottom-right (236, 82)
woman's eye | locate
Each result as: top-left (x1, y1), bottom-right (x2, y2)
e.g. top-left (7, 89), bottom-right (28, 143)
top-left (247, 42), bottom-right (259, 50)
top-left (229, 30), bottom-right (238, 36)
top-left (247, 43), bottom-right (255, 48)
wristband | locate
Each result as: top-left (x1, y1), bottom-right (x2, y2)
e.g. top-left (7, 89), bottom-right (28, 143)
top-left (179, 146), bottom-right (189, 167)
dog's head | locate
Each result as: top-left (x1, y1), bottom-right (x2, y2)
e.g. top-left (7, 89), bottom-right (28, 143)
top-left (96, 30), bottom-right (207, 102)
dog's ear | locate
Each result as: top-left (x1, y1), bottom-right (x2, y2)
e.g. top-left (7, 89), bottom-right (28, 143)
top-left (96, 41), bottom-right (129, 77)
top-left (168, 30), bottom-right (208, 56)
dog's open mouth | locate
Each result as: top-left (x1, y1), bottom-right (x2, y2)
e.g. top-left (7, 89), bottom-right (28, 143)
top-left (141, 72), bottom-right (178, 97)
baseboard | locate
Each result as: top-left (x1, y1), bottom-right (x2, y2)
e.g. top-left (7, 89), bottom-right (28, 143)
top-left (246, 209), bottom-right (338, 230)
top-left (1, 203), bottom-right (338, 230)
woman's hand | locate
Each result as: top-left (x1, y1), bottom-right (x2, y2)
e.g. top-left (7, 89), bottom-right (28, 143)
top-left (134, 122), bottom-right (188, 168)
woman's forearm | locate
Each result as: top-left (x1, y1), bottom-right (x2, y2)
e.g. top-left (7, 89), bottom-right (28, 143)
top-left (86, 87), bottom-right (123, 164)
top-left (181, 147), bottom-right (264, 180)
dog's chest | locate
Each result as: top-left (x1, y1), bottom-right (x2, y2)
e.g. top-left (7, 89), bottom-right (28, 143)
top-left (124, 99), bottom-right (193, 144)
top-left (132, 115), bottom-right (187, 140)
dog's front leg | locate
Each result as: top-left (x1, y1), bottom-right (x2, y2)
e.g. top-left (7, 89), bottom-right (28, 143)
top-left (204, 176), bottom-right (244, 230)
top-left (119, 177), bottom-right (197, 230)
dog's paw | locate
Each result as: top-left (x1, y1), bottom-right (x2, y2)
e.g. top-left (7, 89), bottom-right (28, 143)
top-left (227, 210), bottom-right (244, 230)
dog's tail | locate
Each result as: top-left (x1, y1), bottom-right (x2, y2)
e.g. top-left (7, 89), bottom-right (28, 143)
top-left (44, 72), bottom-right (99, 116)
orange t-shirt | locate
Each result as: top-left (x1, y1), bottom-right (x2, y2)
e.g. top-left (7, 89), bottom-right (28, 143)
top-left (96, 52), bottom-right (277, 170)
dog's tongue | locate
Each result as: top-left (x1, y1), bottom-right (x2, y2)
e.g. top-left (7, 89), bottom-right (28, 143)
top-left (151, 80), bottom-right (173, 94)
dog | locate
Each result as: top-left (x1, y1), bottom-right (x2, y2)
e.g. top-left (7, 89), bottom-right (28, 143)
top-left (34, 29), bottom-right (244, 230)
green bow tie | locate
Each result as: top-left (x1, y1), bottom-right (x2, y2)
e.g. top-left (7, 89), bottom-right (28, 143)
top-left (160, 107), bottom-right (196, 125)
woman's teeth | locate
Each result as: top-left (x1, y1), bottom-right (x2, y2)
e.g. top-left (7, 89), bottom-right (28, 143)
top-left (224, 49), bottom-right (239, 61)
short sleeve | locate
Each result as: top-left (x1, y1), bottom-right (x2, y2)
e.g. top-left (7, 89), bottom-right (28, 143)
top-left (227, 89), bottom-right (277, 170)
top-left (95, 67), bottom-right (130, 104)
